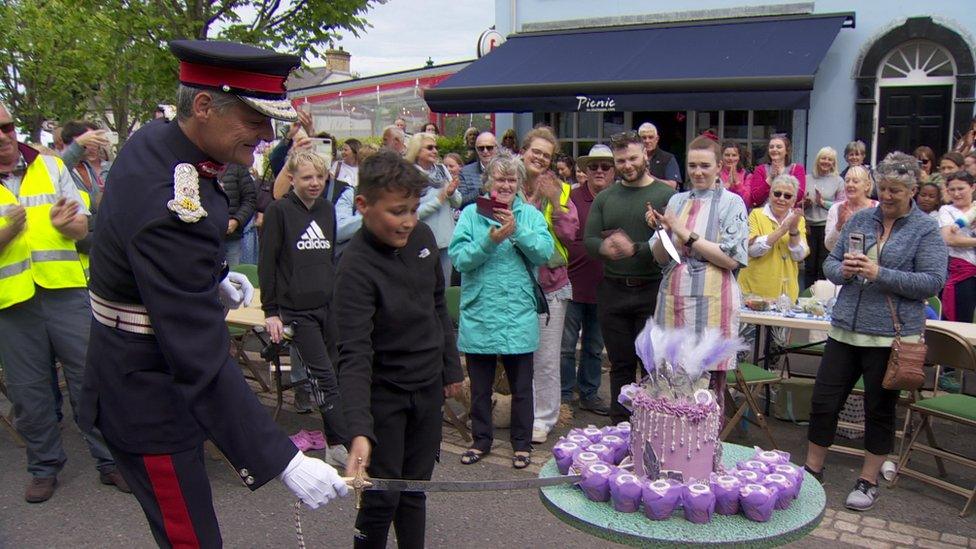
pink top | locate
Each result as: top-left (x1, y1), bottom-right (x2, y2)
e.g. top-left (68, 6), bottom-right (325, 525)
top-left (720, 167), bottom-right (751, 204)
top-left (530, 195), bottom-right (579, 294)
top-left (746, 163), bottom-right (806, 209)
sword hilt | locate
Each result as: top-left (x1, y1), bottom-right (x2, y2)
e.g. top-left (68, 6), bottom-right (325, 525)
top-left (342, 474), bottom-right (372, 508)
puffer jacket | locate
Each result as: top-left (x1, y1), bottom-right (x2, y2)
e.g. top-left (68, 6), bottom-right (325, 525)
top-left (219, 163), bottom-right (256, 240)
top-left (449, 197), bottom-right (554, 354)
top-left (825, 203), bottom-right (947, 337)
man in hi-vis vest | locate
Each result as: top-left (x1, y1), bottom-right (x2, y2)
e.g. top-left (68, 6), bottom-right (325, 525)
top-left (0, 103), bottom-right (129, 504)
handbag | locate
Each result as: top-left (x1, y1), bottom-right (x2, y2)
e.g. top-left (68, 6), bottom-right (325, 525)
top-left (882, 295), bottom-right (927, 391)
top-left (513, 246), bottom-right (551, 325)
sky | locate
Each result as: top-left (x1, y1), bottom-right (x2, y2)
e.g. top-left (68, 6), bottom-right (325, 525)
top-left (325, 0), bottom-right (496, 76)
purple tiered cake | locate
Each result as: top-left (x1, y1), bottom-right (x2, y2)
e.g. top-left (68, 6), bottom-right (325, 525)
top-left (629, 388), bottom-right (721, 482)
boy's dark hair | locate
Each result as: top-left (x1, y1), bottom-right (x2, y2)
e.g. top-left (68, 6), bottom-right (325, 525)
top-left (358, 150), bottom-right (429, 203)
top-left (61, 120), bottom-right (99, 145)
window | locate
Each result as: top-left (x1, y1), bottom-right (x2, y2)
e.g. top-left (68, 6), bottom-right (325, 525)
top-left (881, 40), bottom-right (955, 80)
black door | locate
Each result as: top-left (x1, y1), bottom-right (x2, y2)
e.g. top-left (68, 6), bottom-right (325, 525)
top-left (877, 85), bottom-right (952, 159)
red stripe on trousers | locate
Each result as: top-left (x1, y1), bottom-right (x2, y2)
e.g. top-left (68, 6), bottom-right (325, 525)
top-left (143, 454), bottom-right (201, 548)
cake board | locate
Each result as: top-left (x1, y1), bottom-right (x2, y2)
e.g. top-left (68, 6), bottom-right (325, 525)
top-left (539, 442), bottom-right (826, 547)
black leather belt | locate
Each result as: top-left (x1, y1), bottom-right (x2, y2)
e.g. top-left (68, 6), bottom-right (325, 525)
top-left (605, 276), bottom-right (655, 288)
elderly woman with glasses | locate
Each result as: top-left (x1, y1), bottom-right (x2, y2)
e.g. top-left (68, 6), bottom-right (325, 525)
top-left (804, 152), bottom-right (947, 512)
top-left (407, 132), bottom-right (462, 282)
top-left (449, 154), bottom-right (554, 469)
top-left (646, 136), bottom-right (749, 410)
top-left (738, 174), bottom-right (809, 303)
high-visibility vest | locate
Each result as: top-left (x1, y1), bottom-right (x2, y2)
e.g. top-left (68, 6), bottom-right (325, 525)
top-left (542, 181), bottom-right (572, 265)
top-left (0, 154), bottom-right (87, 309)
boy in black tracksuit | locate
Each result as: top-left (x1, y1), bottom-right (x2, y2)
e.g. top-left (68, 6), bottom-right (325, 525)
top-left (336, 150), bottom-right (464, 549)
top-left (259, 151), bottom-right (347, 451)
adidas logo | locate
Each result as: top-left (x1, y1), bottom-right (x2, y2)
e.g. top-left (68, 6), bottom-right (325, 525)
top-left (297, 220), bottom-right (332, 250)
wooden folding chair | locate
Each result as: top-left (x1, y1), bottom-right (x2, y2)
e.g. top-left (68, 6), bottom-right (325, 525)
top-left (892, 325), bottom-right (976, 517)
top-left (722, 362), bottom-right (781, 449)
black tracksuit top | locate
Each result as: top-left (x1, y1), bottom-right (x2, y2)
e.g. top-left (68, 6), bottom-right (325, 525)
top-left (334, 223), bottom-right (464, 443)
top-left (259, 191), bottom-right (336, 317)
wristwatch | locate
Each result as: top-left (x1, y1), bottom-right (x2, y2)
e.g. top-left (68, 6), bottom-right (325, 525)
top-left (685, 232), bottom-right (700, 247)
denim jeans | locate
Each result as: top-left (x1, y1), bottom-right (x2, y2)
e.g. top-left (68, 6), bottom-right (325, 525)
top-left (560, 300), bottom-right (604, 402)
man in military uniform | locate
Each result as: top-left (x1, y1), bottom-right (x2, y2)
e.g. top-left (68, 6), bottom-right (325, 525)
top-left (79, 40), bottom-right (347, 547)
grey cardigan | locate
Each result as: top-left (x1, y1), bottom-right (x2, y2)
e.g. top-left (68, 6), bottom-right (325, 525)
top-left (825, 203), bottom-right (947, 338)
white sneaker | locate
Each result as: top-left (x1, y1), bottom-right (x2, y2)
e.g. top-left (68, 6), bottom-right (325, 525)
top-left (845, 478), bottom-right (879, 511)
top-left (324, 444), bottom-right (349, 470)
top-left (531, 428), bottom-right (548, 444)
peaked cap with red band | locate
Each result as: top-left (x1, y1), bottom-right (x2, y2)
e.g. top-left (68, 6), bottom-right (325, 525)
top-left (169, 39), bottom-right (301, 122)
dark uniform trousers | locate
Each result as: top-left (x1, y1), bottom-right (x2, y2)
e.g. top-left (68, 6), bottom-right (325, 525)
top-left (597, 277), bottom-right (660, 424)
top-left (108, 442), bottom-right (221, 548)
top-left (355, 378), bottom-right (443, 549)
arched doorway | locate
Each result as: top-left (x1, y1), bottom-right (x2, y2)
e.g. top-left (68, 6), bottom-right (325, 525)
top-left (853, 17), bottom-right (975, 164)
top-left (875, 40), bottom-right (956, 160)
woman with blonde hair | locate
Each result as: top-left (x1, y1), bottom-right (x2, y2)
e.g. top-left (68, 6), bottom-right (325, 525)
top-left (406, 132), bottom-right (462, 282)
top-left (825, 165), bottom-right (877, 251)
top-left (804, 146), bottom-right (846, 281)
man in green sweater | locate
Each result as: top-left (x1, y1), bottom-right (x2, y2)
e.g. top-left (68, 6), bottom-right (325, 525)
top-left (584, 131), bottom-right (675, 424)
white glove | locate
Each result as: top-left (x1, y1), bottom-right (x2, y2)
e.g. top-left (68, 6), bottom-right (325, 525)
top-left (280, 451), bottom-right (349, 509)
top-left (219, 271), bottom-right (254, 309)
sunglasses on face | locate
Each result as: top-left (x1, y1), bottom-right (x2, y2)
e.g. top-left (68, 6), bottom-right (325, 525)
top-left (588, 163), bottom-right (613, 172)
top-left (423, 144), bottom-right (437, 151)
top-left (476, 145), bottom-right (495, 152)
top-left (772, 190), bottom-right (794, 200)
top-left (0, 122), bottom-right (14, 134)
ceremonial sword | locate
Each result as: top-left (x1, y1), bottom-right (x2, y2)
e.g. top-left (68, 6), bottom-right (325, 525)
top-left (342, 473), bottom-right (582, 494)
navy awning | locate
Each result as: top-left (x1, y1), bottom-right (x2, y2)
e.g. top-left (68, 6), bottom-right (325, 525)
top-left (425, 13), bottom-right (852, 113)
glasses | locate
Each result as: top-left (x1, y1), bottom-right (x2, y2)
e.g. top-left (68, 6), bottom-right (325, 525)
top-left (772, 190), bottom-right (794, 200)
top-left (0, 122), bottom-right (14, 134)
top-left (423, 144), bottom-right (437, 151)
top-left (476, 145), bottom-right (495, 152)
top-left (609, 131), bottom-right (640, 145)
top-left (588, 162), bottom-right (613, 172)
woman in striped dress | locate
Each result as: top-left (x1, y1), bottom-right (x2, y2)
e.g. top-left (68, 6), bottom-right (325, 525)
top-left (646, 136), bottom-right (750, 409)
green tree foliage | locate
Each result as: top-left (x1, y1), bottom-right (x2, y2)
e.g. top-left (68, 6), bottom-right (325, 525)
top-left (0, 0), bottom-right (376, 142)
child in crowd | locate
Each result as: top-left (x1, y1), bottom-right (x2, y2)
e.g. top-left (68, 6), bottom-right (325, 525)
top-left (336, 150), bottom-right (464, 548)
top-left (915, 181), bottom-right (942, 218)
top-left (258, 150), bottom-right (348, 466)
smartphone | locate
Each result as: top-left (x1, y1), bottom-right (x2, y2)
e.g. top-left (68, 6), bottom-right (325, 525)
top-left (849, 232), bottom-right (865, 256)
top-left (476, 196), bottom-right (508, 220)
top-left (309, 137), bottom-right (333, 166)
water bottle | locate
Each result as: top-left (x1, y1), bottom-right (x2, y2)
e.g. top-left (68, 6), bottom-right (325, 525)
top-left (953, 208), bottom-right (976, 229)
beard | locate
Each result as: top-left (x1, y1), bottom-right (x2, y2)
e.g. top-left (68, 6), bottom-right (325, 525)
top-left (620, 158), bottom-right (648, 183)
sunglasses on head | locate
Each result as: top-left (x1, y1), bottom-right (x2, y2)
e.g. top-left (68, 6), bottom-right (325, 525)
top-left (476, 145), bottom-right (495, 152)
top-left (0, 122), bottom-right (14, 134)
top-left (772, 190), bottom-right (794, 200)
top-left (588, 162), bottom-right (613, 172)
top-left (423, 144), bottom-right (437, 151)
top-left (609, 130), bottom-right (640, 145)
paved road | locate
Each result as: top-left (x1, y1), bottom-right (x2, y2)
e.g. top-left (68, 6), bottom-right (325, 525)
top-left (2, 380), bottom-right (974, 548)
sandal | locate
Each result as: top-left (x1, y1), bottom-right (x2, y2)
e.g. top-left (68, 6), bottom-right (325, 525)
top-left (460, 449), bottom-right (486, 465)
top-left (512, 453), bottom-right (531, 469)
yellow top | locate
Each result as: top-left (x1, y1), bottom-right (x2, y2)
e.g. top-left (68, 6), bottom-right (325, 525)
top-left (737, 205), bottom-right (809, 301)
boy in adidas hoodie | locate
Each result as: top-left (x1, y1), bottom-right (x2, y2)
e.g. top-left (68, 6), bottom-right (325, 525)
top-left (259, 150), bottom-right (348, 461)
top-left (337, 150), bottom-right (464, 548)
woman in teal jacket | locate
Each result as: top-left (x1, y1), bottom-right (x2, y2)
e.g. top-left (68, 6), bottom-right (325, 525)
top-left (449, 154), bottom-right (554, 469)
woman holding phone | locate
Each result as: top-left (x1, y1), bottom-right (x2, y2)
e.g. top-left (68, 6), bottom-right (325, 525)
top-left (804, 151), bottom-right (946, 512)
top-left (449, 154), bottom-right (554, 469)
